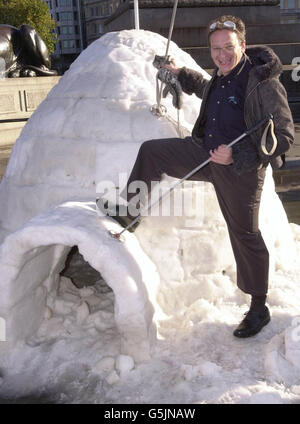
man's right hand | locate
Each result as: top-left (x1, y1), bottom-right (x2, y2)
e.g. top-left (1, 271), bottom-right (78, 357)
top-left (210, 145), bottom-right (233, 165)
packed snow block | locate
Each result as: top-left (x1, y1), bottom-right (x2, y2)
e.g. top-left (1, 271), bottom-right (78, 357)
top-left (0, 245), bottom-right (63, 346)
top-left (0, 201), bottom-right (161, 362)
top-left (258, 168), bottom-right (296, 273)
top-left (0, 245), bottom-right (57, 308)
top-left (6, 285), bottom-right (46, 345)
top-left (264, 325), bottom-right (300, 384)
top-left (0, 240), bottom-right (68, 345)
top-left (284, 326), bottom-right (300, 369)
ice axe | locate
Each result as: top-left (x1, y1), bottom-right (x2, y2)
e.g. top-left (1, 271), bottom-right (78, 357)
top-left (109, 113), bottom-right (275, 241)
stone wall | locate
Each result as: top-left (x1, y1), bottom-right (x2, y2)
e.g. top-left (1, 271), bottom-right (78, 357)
top-left (0, 77), bottom-right (60, 147)
top-left (105, 4), bottom-right (280, 33)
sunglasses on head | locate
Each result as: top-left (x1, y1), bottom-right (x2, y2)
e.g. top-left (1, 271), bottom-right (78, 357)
top-left (209, 20), bottom-right (237, 32)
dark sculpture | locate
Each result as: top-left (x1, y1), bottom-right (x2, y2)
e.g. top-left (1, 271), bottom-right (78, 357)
top-left (0, 24), bottom-right (57, 77)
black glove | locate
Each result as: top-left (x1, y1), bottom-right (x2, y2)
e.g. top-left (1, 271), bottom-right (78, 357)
top-left (153, 54), bottom-right (172, 70)
top-left (157, 68), bottom-right (183, 110)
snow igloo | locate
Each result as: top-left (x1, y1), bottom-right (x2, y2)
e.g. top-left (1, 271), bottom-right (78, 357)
top-left (0, 30), bottom-right (296, 363)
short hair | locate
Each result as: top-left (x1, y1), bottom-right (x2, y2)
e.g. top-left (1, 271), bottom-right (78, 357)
top-left (207, 15), bottom-right (246, 46)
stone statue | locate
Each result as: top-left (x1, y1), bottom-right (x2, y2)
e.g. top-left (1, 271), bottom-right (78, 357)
top-left (0, 24), bottom-right (57, 77)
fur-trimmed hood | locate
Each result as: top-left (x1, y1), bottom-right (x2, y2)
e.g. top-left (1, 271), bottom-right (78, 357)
top-left (178, 46), bottom-right (293, 174)
top-left (246, 45), bottom-right (283, 81)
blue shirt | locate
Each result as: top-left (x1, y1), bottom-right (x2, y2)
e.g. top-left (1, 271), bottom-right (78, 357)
top-left (204, 55), bottom-right (253, 152)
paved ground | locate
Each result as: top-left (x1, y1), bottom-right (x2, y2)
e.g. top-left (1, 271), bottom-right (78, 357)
top-left (273, 124), bottom-right (300, 225)
top-left (285, 123), bottom-right (300, 161)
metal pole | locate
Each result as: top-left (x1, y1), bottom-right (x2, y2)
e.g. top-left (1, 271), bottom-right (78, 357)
top-left (157, 0), bottom-right (179, 109)
top-left (134, 0), bottom-right (140, 30)
top-left (165, 0), bottom-right (179, 60)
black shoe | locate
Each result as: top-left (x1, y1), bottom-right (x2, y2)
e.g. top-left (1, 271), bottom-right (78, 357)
top-left (233, 306), bottom-right (270, 338)
top-left (96, 199), bottom-right (141, 233)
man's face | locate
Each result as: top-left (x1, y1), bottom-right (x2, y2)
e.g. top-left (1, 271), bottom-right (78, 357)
top-left (210, 29), bottom-right (245, 76)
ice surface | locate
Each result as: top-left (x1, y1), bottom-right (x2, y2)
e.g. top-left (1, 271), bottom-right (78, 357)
top-left (0, 30), bottom-right (299, 404)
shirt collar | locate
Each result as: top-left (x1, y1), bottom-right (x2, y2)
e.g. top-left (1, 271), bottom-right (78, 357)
top-left (217, 54), bottom-right (248, 79)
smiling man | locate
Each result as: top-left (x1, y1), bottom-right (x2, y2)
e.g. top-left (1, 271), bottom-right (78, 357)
top-left (98, 15), bottom-right (294, 339)
top-left (210, 22), bottom-right (245, 76)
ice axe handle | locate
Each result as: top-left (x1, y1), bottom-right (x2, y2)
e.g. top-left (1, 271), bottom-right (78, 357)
top-left (245, 113), bottom-right (273, 136)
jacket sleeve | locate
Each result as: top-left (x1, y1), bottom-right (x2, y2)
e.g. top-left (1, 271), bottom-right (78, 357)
top-left (177, 67), bottom-right (210, 99)
top-left (257, 78), bottom-right (294, 167)
top-left (232, 137), bottom-right (261, 175)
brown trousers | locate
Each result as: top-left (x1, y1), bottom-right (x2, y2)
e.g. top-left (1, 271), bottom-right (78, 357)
top-left (124, 137), bottom-right (269, 296)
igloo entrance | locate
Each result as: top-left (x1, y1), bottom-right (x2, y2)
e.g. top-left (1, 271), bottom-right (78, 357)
top-left (31, 244), bottom-right (117, 351)
top-left (0, 201), bottom-right (161, 362)
top-left (60, 245), bottom-right (108, 289)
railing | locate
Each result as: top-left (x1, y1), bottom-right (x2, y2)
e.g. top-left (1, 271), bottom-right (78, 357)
top-left (0, 118), bottom-right (29, 123)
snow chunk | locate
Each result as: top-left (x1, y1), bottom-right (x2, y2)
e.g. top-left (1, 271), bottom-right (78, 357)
top-left (93, 356), bottom-right (115, 375)
top-left (105, 370), bottom-right (120, 385)
top-left (76, 301), bottom-right (90, 325)
top-left (264, 320), bottom-right (300, 384)
top-left (181, 360), bottom-right (222, 381)
top-left (116, 354), bottom-right (135, 377)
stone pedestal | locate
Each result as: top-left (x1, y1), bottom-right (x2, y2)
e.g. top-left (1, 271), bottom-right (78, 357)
top-left (0, 76), bottom-right (60, 146)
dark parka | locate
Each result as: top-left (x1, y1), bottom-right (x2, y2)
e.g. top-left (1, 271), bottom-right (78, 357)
top-left (178, 45), bottom-right (294, 174)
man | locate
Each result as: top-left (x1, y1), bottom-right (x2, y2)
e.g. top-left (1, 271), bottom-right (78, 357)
top-left (98, 15), bottom-right (294, 338)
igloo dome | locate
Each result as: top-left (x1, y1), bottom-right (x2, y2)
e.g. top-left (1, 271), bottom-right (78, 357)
top-left (0, 30), bottom-right (296, 365)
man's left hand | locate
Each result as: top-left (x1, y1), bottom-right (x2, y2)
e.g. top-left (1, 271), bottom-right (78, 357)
top-left (209, 144), bottom-right (233, 165)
